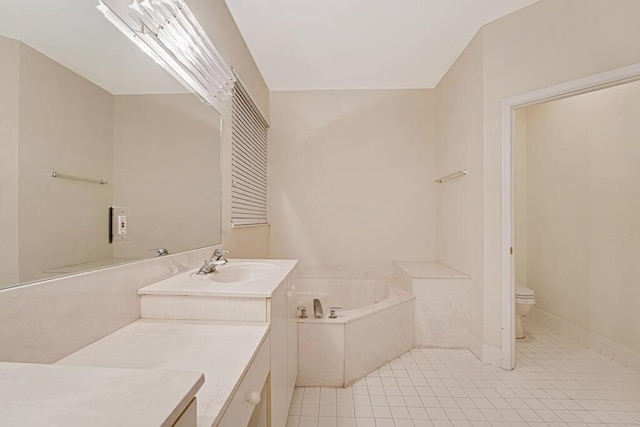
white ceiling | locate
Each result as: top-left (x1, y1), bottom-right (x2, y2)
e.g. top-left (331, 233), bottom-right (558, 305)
top-left (0, 0), bottom-right (186, 95)
top-left (225, 0), bottom-right (539, 91)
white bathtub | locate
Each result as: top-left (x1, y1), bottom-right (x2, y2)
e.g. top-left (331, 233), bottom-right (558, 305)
top-left (295, 278), bottom-right (415, 387)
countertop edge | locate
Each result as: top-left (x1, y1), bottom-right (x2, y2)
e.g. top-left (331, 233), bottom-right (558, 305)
top-left (211, 326), bottom-right (271, 426)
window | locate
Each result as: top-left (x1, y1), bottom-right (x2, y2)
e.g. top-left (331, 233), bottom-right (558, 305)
top-left (231, 80), bottom-right (269, 226)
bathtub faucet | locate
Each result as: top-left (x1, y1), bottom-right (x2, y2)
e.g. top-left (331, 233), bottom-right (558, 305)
top-left (196, 249), bottom-right (230, 275)
top-left (297, 307), bottom-right (308, 318)
top-left (313, 298), bottom-right (324, 318)
top-left (329, 307), bottom-right (342, 319)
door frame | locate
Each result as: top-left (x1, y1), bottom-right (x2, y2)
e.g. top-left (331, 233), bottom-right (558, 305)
top-left (500, 63), bottom-right (640, 370)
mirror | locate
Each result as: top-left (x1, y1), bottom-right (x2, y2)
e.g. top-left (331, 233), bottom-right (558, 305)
top-left (0, 0), bottom-right (222, 290)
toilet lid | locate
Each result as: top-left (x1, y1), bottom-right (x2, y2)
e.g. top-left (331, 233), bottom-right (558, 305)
top-left (515, 286), bottom-right (535, 298)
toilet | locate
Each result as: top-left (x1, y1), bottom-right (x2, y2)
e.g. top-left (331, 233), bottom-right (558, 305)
top-left (515, 286), bottom-right (535, 339)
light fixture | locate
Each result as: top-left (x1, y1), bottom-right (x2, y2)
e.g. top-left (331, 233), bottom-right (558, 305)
top-left (98, 0), bottom-right (235, 107)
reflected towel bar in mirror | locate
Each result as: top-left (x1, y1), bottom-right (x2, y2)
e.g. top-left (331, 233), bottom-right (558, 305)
top-left (51, 171), bottom-right (108, 185)
top-left (434, 169), bottom-right (467, 183)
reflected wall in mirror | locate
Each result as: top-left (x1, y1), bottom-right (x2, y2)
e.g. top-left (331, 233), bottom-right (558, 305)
top-left (0, 1), bottom-right (222, 290)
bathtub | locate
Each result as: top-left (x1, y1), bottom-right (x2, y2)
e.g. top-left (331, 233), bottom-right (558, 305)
top-left (295, 278), bottom-right (415, 387)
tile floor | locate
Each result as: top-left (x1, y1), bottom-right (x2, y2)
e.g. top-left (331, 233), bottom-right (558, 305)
top-left (287, 318), bottom-right (640, 426)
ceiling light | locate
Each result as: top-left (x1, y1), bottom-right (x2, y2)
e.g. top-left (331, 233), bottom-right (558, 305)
top-left (98, 0), bottom-right (235, 108)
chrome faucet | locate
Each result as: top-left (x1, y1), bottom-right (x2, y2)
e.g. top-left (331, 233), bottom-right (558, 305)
top-left (329, 306), bottom-right (342, 319)
top-left (149, 248), bottom-right (169, 257)
top-left (313, 298), bottom-right (324, 318)
top-left (196, 249), bottom-right (230, 275)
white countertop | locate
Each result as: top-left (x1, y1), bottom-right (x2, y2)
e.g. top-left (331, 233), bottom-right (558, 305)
top-left (393, 261), bottom-right (470, 279)
top-left (56, 319), bottom-right (270, 427)
top-left (138, 259), bottom-right (298, 298)
top-left (0, 362), bottom-right (203, 427)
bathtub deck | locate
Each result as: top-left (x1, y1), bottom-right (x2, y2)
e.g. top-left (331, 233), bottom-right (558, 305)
top-left (393, 261), bottom-right (470, 349)
top-left (295, 277), bottom-right (415, 388)
top-left (393, 260), bottom-right (469, 279)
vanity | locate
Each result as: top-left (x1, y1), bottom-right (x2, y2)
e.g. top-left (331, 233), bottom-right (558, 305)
top-left (63, 258), bottom-right (297, 427)
top-left (56, 320), bottom-right (271, 427)
top-left (0, 258), bottom-right (298, 427)
top-left (0, 362), bottom-right (203, 426)
top-left (0, 0), bottom-right (285, 423)
top-left (137, 259), bottom-right (299, 427)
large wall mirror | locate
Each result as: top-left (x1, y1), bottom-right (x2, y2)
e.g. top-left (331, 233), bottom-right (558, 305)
top-left (0, 0), bottom-right (223, 290)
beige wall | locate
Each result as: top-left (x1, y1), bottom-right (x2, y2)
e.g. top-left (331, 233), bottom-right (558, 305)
top-left (481, 0), bottom-right (640, 347)
top-left (0, 37), bottom-right (20, 288)
top-left (112, 94), bottom-right (222, 259)
top-left (517, 80), bottom-right (640, 352)
top-left (435, 32), bottom-right (484, 340)
top-left (188, 0), bottom-right (271, 257)
top-left (188, 0), bottom-right (269, 118)
top-left (269, 90), bottom-right (436, 270)
top-left (18, 44), bottom-right (114, 283)
top-left (436, 0), bottom-right (640, 349)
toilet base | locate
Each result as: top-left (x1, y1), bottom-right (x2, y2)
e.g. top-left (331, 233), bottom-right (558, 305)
top-left (516, 315), bottom-right (525, 339)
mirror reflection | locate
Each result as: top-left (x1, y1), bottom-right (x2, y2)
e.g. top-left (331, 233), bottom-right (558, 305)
top-left (0, 1), bottom-right (222, 290)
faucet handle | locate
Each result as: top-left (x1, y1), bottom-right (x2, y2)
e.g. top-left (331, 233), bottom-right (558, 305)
top-left (149, 248), bottom-right (169, 257)
top-left (329, 307), bottom-right (342, 319)
top-left (213, 249), bottom-right (230, 260)
top-left (297, 307), bottom-right (308, 319)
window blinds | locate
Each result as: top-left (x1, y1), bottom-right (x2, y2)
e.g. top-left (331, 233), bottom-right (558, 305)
top-left (231, 80), bottom-right (269, 226)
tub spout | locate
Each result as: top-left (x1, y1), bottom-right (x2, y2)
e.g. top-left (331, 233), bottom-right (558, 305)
top-left (313, 298), bottom-right (324, 318)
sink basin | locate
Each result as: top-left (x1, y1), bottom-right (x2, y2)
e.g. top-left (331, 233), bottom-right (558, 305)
top-left (206, 262), bottom-right (279, 283)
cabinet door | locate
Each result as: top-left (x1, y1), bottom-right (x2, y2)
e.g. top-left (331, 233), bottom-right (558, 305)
top-left (268, 282), bottom-right (288, 427)
top-left (286, 278), bottom-right (298, 404)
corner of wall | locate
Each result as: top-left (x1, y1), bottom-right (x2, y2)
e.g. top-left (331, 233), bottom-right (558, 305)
top-left (468, 332), bottom-right (502, 368)
top-left (0, 37), bottom-right (20, 288)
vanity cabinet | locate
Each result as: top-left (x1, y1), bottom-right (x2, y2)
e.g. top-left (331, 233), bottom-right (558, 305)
top-left (174, 398), bottom-right (197, 427)
top-left (268, 277), bottom-right (298, 427)
top-left (137, 259), bottom-right (299, 427)
top-left (218, 333), bottom-right (270, 427)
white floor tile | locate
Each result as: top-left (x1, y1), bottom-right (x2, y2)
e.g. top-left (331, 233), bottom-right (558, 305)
top-left (336, 418), bottom-right (356, 427)
top-left (301, 404), bottom-right (320, 417)
top-left (299, 415), bottom-right (319, 427)
top-left (288, 318), bottom-right (640, 427)
top-left (372, 406), bottom-right (392, 419)
top-left (319, 405), bottom-right (337, 417)
top-left (336, 405), bottom-right (355, 418)
top-left (354, 406), bottom-right (373, 418)
top-left (369, 395), bottom-right (388, 406)
top-left (318, 417), bottom-right (337, 427)
top-left (389, 406), bottom-right (410, 419)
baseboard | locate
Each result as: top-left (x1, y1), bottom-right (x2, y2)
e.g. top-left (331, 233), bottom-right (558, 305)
top-left (468, 333), bottom-right (502, 369)
top-left (468, 333), bottom-right (482, 360)
top-left (528, 307), bottom-right (640, 373)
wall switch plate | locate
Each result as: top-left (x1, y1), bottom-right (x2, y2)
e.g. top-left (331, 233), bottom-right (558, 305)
top-left (109, 206), bottom-right (130, 243)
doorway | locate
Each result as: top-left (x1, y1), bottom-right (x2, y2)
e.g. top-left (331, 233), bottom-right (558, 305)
top-left (501, 63), bottom-right (640, 370)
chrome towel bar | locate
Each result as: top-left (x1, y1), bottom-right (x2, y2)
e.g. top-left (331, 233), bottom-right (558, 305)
top-left (51, 171), bottom-right (108, 185)
top-left (434, 169), bottom-right (467, 183)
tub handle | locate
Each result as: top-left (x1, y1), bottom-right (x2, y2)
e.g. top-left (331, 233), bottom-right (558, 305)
top-left (297, 306), bottom-right (308, 319)
top-left (329, 306), bottom-right (342, 319)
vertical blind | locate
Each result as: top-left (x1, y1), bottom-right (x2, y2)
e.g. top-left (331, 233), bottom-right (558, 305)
top-left (231, 80), bottom-right (269, 226)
